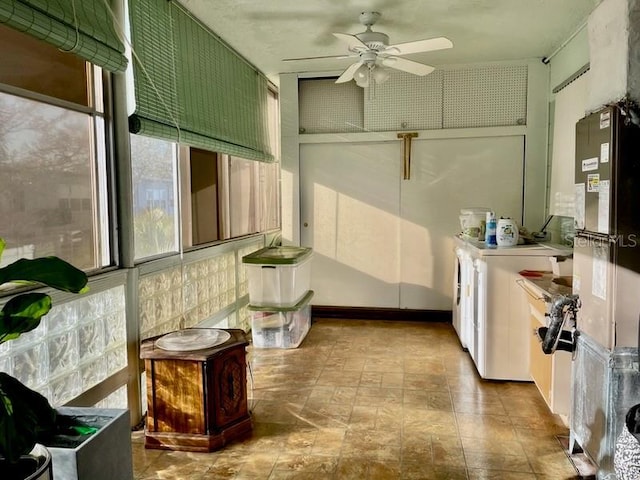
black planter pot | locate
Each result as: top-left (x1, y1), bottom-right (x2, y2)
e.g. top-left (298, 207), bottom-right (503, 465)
top-left (1, 444), bottom-right (53, 480)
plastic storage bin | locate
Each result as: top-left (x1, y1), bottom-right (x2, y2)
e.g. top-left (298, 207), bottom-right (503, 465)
top-left (248, 291), bottom-right (313, 349)
top-left (242, 246), bottom-right (312, 307)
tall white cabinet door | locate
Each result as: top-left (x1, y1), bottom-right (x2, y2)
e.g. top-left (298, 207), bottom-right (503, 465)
top-left (399, 136), bottom-right (525, 310)
top-left (300, 142), bottom-right (401, 307)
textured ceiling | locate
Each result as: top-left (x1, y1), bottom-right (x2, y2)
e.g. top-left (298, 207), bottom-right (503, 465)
top-left (179, 0), bottom-right (601, 84)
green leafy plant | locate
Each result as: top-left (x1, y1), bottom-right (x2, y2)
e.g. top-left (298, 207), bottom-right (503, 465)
top-left (0, 238), bottom-right (88, 463)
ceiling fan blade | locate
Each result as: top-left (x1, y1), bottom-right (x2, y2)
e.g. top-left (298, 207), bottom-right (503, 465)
top-left (381, 56), bottom-right (435, 76)
top-left (383, 37), bottom-right (453, 56)
top-left (335, 61), bottom-right (364, 83)
top-left (282, 54), bottom-right (355, 62)
top-left (333, 32), bottom-right (369, 52)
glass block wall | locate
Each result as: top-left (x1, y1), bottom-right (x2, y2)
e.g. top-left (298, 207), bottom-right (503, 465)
top-left (183, 251), bottom-right (236, 328)
top-left (0, 285), bottom-right (127, 407)
top-left (138, 266), bottom-right (183, 340)
top-left (94, 384), bottom-right (128, 409)
top-left (139, 239), bottom-right (264, 340)
top-left (0, 236), bottom-right (267, 410)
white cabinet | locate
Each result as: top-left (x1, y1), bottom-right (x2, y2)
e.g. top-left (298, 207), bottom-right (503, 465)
top-left (519, 281), bottom-right (572, 421)
top-left (300, 136), bottom-right (525, 310)
top-left (454, 237), bottom-right (570, 380)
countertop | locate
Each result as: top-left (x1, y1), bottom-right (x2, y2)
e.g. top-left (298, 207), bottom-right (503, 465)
top-left (518, 271), bottom-right (573, 302)
top-left (454, 235), bottom-right (573, 257)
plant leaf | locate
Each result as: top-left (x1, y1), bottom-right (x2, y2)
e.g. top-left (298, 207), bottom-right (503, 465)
top-left (0, 293), bottom-right (52, 343)
top-left (0, 373), bottom-right (56, 462)
top-left (0, 238), bottom-right (5, 259)
top-left (0, 257), bottom-right (88, 293)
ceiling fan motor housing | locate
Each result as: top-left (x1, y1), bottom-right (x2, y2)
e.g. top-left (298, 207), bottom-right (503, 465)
top-left (355, 30), bottom-right (389, 50)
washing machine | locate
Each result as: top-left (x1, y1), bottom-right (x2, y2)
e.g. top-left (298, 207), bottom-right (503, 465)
top-left (453, 246), bottom-right (474, 350)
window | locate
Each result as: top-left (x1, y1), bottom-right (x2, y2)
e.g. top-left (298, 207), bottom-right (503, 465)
top-left (130, 87), bottom-right (280, 258)
top-left (0, 25), bottom-right (111, 271)
top-left (221, 155), bottom-right (280, 239)
top-left (188, 148), bottom-right (221, 245)
top-left (130, 135), bottom-right (179, 260)
top-left (228, 156), bottom-right (259, 238)
top-left (260, 161), bottom-right (281, 231)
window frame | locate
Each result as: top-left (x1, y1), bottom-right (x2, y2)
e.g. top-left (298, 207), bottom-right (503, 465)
top-left (0, 63), bottom-right (118, 274)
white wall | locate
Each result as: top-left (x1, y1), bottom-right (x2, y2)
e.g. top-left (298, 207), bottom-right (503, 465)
top-left (281, 60), bottom-right (550, 310)
top-left (547, 24), bottom-right (592, 218)
top-left (587, 0), bottom-right (640, 110)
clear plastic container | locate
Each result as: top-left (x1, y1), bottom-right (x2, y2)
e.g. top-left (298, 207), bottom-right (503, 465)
top-left (242, 246), bottom-right (313, 307)
top-left (248, 291), bottom-right (313, 349)
top-left (459, 208), bottom-right (491, 238)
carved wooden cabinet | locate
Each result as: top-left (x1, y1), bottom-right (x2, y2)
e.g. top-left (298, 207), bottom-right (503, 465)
top-left (141, 329), bottom-right (252, 451)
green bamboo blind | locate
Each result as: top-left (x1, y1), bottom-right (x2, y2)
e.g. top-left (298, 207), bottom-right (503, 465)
top-left (0, 0), bottom-right (127, 72)
top-left (128, 0), bottom-right (273, 162)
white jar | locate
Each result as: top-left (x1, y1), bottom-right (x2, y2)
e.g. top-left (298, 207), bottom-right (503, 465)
top-left (496, 218), bottom-right (519, 247)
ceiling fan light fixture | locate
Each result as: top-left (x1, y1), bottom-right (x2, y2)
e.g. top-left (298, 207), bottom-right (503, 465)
top-left (354, 63), bottom-right (369, 81)
top-left (354, 63), bottom-right (370, 87)
top-left (372, 66), bottom-right (390, 84)
top-left (355, 74), bottom-right (369, 88)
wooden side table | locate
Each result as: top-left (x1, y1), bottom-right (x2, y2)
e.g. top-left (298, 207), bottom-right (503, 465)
top-left (140, 329), bottom-right (252, 452)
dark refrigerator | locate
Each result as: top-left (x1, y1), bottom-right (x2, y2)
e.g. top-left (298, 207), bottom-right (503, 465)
top-left (571, 103), bottom-right (640, 477)
top-left (575, 103), bottom-right (640, 250)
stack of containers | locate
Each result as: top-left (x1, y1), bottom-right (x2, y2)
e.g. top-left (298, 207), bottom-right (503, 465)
top-left (242, 246), bottom-right (313, 348)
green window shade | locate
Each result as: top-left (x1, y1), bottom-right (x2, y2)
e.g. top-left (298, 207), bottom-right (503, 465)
top-left (128, 0), bottom-right (273, 163)
top-left (0, 0), bottom-right (127, 72)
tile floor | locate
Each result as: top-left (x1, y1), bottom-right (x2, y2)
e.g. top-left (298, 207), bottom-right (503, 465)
top-left (132, 319), bottom-right (578, 479)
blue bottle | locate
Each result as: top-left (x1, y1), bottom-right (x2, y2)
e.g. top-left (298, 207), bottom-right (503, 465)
top-left (486, 212), bottom-right (497, 247)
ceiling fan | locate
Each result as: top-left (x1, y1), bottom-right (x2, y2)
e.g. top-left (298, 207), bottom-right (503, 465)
top-left (283, 11), bottom-right (453, 88)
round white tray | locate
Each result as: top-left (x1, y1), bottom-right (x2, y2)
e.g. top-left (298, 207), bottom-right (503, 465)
top-left (156, 328), bottom-right (231, 352)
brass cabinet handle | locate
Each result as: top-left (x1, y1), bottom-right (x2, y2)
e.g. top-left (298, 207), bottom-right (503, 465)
top-left (397, 132), bottom-right (418, 181)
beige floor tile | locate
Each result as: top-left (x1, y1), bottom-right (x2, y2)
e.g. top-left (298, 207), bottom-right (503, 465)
top-left (526, 450), bottom-right (578, 476)
top-left (467, 469), bottom-right (537, 480)
top-left (404, 409), bottom-right (459, 437)
top-left (376, 404), bottom-right (404, 431)
top-left (368, 459), bottom-right (402, 479)
top-left (431, 434), bottom-right (467, 468)
top-left (246, 422), bottom-right (291, 452)
top-left (402, 430), bottom-right (432, 461)
top-left (282, 427), bottom-right (317, 454)
top-left (235, 451), bottom-right (278, 477)
top-left (402, 463), bottom-right (468, 480)
top-left (335, 458), bottom-right (369, 478)
top-left (251, 400), bottom-right (305, 425)
top-left (404, 372), bottom-right (449, 390)
top-left (461, 435), bottom-right (527, 456)
top-left (311, 427), bottom-right (346, 455)
top-left (456, 413), bottom-right (517, 440)
top-left (348, 405), bottom-right (378, 430)
top-left (359, 371), bottom-right (383, 387)
top-left (136, 450), bottom-right (213, 479)
top-left (331, 386), bottom-right (358, 404)
top-left (272, 453), bottom-right (338, 473)
top-left (133, 320), bottom-right (576, 480)
top-left (464, 450), bottom-right (533, 472)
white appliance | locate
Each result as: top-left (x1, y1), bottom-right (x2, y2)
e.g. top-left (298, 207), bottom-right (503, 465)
top-left (454, 236), bottom-right (571, 380)
top-left (452, 249), bottom-right (463, 341)
top-left (453, 247), bottom-right (475, 350)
